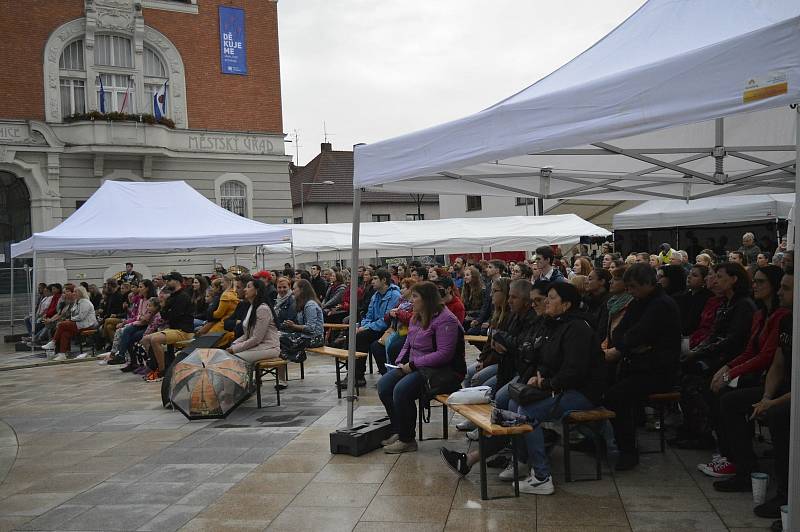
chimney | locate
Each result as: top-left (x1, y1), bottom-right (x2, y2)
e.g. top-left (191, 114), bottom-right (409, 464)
top-left (321, 142), bottom-right (332, 152)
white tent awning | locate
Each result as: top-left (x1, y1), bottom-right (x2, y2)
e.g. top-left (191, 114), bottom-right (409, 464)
top-left (263, 214), bottom-right (610, 262)
top-left (613, 194), bottom-right (795, 230)
top-left (354, 0), bottom-right (800, 201)
top-left (11, 180), bottom-right (292, 258)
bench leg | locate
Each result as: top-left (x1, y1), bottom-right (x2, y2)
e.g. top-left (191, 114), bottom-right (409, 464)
top-left (255, 366), bottom-right (263, 409)
top-left (368, 352), bottom-right (373, 374)
top-left (300, 361), bottom-right (305, 380)
top-left (335, 360), bottom-right (342, 399)
top-left (418, 401), bottom-right (423, 441)
top-left (659, 405), bottom-right (666, 453)
top-left (563, 421), bottom-right (572, 483)
top-left (593, 429), bottom-right (603, 480)
top-left (511, 435), bottom-right (520, 497)
top-left (274, 369), bottom-right (281, 406)
top-left (442, 404), bottom-right (448, 440)
top-left (478, 431), bottom-right (489, 500)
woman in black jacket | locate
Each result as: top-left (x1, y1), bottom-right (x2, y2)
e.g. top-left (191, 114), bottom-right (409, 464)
top-left (603, 263), bottom-right (682, 471)
top-left (507, 282), bottom-right (605, 495)
top-left (673, 264), bottom-right (712, 337)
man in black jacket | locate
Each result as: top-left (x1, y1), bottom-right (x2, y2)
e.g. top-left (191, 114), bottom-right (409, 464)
top-left (310, 264), bottom-right (328, 301)
top-left (468, 260), bottom-right (504, 334)
top-left (603, 263), bottom-right (681, 470)
top-left (140, 271), bottom-right (194, 379)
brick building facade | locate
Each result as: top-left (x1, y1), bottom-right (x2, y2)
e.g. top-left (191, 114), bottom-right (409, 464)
top-left (0, 0), bottom-right (292, 285)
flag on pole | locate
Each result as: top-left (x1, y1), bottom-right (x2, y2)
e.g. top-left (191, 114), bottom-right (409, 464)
top-left (120, 87), bottom-right (129, 113)
top-left (153, 81), bottom-right (167, 120)
top-left (98, 76), bottom-right (106, 114)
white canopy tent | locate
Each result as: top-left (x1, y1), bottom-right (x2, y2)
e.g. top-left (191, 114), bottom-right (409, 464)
top-left (261, 214), bottom-right (610, 266)
top-left (10, 180), bottom-right (292, 352)
top-left (11, 180), bottom-right (292, 257)
top-left (345, 0), bottom-right (800, 525)
top-left (613, 194), bottom-right (795, 230)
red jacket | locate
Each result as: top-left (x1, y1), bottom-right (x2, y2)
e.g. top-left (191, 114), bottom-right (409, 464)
top-left (446, 294), bottom-right (466, 323)
top-left (690, 296), bottom-right (723, 349)
top-left (340, 284), bottom-right (363, 312)
top-left (44, 293), bottom-right (62, 318)
top-left (728, 307), bottom-right (790, 380)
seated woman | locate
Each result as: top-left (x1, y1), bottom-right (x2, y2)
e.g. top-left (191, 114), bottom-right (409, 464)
top-left (460, 266), bottom-right (484, 325)
top-left (378, 281), bottom-right (463, 454)
top-left (463, 277), bottom-right (510, 389)
top-left (106, 280), bottom-right (156, 365)
top-left (658, 264), bottom-right (687, 297)
top-left (321, 269), bottom-right (346, 316)
top-left (227, 279), bottom-right (280, 364)
top-left (599, 267), bottom-right (633, 385)
top-left (511, 262), bottom-right (533, 281)
top-left (279, 279), bottom-right (324, 366)
top-left (370, 278), bottom-right (415, 375)
top-left (272, 276), bottom-right (295, 328)
top-left (191, 275), bottom-right (209, 331)
top-left (118, 295), bottom-right (160, 373)
top-left (675, 264), bottom-right (712, 338)
top-left (695, 264), bottom-right (789, 478)
top-left (45, 286), bottom-right (98, 360)
top-left (584, 268), bottom-right (612, 331)
top-left (197, 273), bottom-right (239, 345)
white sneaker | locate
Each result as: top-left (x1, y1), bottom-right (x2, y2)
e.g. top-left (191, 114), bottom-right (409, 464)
top-left (456, 420), bottom-right (476, 431)
top-left (466, 428), bottom-right (480, 441)
top-left (519, 474), bottom-right (555, 495)
top-left (75, 353), bottom-right (88, 359)
top-left (498, 461), bottom-right (530, 481)
top-left (53, 353), bottom-right (67, 361)
top-left (42, 341), bottom-right (56, 350)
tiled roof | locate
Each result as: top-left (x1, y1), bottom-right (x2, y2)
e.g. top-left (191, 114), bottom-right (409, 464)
top-left (290, 144), bottom-right (438, 206)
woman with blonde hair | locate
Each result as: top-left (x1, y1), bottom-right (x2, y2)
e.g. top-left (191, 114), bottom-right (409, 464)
top-left (695, 253), bottom-right (713, 268)
top-left (46, 286), bottom-right (98, 360)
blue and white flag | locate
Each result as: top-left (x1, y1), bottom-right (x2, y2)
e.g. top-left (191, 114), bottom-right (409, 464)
top-left (98, 76), bottom-right (106, 114)
top-left (153, 81), bottom-right (167, 120)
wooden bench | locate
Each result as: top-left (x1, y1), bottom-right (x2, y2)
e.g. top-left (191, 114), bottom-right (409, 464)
top-left (444, 400), bottom-right (533, 500)
top-left (464, 334), bottom-right (489, 346)
top-left (306, 346), bottom-right (368, 399)
top-left (418, 394), bottom-right (450, 442)
top-left (562, 408), bottom-right (616, 482)
top-left (645, 390), bottom-right (681, 453)
top-left (253, 358), bottom-right (290, 408)
top-left (323, 323), bottom-right (349, 331)
top-left (78, 328), bottom-right (98, 356)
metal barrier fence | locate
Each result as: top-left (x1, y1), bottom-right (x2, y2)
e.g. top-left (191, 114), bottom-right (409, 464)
top-left (0, 265), bottom-right (33, 333)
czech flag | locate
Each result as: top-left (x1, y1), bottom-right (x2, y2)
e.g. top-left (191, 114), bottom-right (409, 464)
top-left (98, 76), bottom-right (106, 114)
top-left (153, 81), bottom-right (168, 120)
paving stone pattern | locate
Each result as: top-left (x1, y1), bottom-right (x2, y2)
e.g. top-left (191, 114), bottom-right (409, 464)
top-left (0, 341), bottom-right (779, 531)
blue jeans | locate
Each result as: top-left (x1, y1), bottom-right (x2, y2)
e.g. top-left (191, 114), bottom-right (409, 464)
top-left (493, 377), bottom-right (519, 410)
top-left (463, 362), bottom-right (498, 387)
top-left (377, 369), bottom-right (425, 442)
top-left (510, 389), bottom-right (594, 479)
top-left (117, 325), bottom-right (145, 360)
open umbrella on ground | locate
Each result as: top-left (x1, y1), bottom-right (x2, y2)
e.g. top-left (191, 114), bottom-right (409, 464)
top-left (169, 348), bottom-right (251, 420)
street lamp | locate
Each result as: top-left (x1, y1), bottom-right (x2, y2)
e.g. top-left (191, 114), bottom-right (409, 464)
top-left (300, 180), bottom-right (334, 223)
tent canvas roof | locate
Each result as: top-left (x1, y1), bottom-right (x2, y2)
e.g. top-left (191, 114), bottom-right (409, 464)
top-left (262, 214), bottom-right (610, 263)
top-left (11, 181), bottom-right (292, 257)
top-left (354, 0), bottom-right (800, 201)
top-left (613, 193), bottom-right (795, 230)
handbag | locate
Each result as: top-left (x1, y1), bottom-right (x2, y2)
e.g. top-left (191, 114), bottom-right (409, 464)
top-left (508, 381), bottom-right (553, 405)
top-left (377, 327), bottom-right (395, 346)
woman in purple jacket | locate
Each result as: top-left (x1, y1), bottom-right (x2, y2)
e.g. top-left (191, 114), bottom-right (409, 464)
top-left (378, 281), bottom-right (464, 454)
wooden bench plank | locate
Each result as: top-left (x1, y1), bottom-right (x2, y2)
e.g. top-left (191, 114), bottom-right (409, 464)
top-left (564, 409), bottom-right (616, 423)
top-left (647, 391), bottom-right (681, 402)
top-left (306, 346), bottom-right (367, 360)
top-left (446, 402), bottom-right (532, 436)
top-left (256, 358), bottom-right (288, 369)
top-left (323, 323), bottom-right (349, 331)
top-left (464, 335), bottom-right (489, 344)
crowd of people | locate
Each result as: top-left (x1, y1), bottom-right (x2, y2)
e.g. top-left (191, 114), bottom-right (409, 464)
top-left (19, 232), bottom-right (794, 525)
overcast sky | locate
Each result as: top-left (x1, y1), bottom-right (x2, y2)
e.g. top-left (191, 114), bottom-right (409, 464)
top-left (278, 1), bottom-right (646, 165)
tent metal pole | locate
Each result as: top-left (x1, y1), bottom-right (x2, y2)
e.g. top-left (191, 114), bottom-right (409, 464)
top-left (375, 249), bottom-right (379, 266)
top-left (788, 103), bottom-right (800, 531)
top-left (30, 251), bottom-right (36, 354)
top-left (10, 257), bottom-right (14, 335)
top-left (290, 241), bottom-right (296, 270)
top-left (233, 247), bottom-right (238, 267)
top-left (345, 186), bottom-right (362, 428)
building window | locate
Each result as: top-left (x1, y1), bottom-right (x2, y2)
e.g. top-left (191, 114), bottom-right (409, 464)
top-left (59, 40), bottom-right (86, 118)
top-left (220, 180), bottom-right (248, 217)
top-left (372, 214), bottom-right (390, 222)
top-left (293, 216), bottom-right (303, 224)
top-left (406, 213), bottom-right (425, 221)
top-left (59, 39), bottom-right (85, 71)
top-left (94, 35), bottom-right (133, 68)
top-left (60, 79), bottom-right (86, 117)
top-left (97, 73), bottom-right (135, 113)
top-left (466, 195), bottom-right (482, 212)
top-left (515, 197), bottom-right (535, 206)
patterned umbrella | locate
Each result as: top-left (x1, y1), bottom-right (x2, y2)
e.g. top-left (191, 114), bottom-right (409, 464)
top-left (170, 348), bottom-right (251, 419)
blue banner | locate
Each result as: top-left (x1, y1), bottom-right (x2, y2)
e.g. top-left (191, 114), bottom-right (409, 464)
top-left (219, 6), bottom-right (247, 75)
